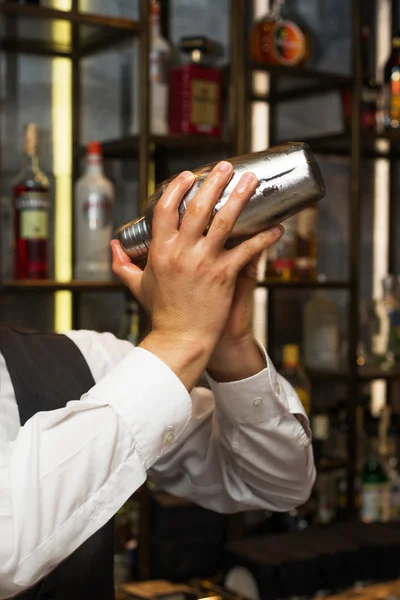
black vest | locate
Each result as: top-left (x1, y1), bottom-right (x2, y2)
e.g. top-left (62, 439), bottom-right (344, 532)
top-left (0, 325), bottom-right (115, 600)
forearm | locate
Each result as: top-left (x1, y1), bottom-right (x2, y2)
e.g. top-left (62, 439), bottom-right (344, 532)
top-left (207, 334), bottom-right (266, 382)
top-left (140, 331), bottom-right (212, 391)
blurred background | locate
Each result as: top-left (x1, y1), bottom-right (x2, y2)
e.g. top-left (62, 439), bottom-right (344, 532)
top-left (2, 1), bottom-right (400, 599)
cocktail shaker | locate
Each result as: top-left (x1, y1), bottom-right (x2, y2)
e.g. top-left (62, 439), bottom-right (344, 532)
top-left (115, 142), bottom-right (326, 262)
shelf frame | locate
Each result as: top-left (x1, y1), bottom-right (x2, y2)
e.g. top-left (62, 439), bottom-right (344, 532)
top-left (0, 2), bottom-right (141, 59)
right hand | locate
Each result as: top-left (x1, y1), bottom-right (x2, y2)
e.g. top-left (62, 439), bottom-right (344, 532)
top-left (111, 161), bottom-right (283, 389)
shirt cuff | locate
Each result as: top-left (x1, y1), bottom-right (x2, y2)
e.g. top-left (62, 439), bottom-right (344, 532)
top-left (206, 347), bottom-right (300, 425)
top-left (82, 347), bottom-right (192, 470)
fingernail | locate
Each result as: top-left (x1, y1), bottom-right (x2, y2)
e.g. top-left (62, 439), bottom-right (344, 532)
top-left (237, 172), bottom-right (256, 193)
top-left (181, 170), bottom-right (194, 178)
top-left (269, 226), bottom-right (283, 239)
top-left (218, 161), bottom-right (232, 171)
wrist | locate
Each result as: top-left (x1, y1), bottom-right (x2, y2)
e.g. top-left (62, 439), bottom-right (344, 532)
top-left (139, 331), bottom-right (213, 392)
top-left (207, 335), bottom-right (267, 383)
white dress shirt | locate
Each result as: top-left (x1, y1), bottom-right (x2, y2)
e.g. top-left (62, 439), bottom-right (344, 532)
top-left (0, 329), bottom-right (315, 599)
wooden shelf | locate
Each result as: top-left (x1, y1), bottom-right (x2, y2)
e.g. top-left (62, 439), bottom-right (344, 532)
top-left (358, 367), bottom-right (400, 381)
top-left (0, 280), bottom-right (124, 293)
top-left (317, 458), bottom-right (349, 472)
top-left (97, 134), bottom-right (233, 160)
top-left (0, 3), bottom-right (140, 58)
top-left (250, 62), bottom-right (352, 102)
top-left (271, 131), bottom-right (400, 159)
top-left (251, 62), bottom-right (352, 83)
top-left (257, 279), bottom-right (351, 290)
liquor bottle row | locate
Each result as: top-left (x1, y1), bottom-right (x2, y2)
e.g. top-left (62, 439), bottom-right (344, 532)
top-left (131, 0), bottom-right (223, 138)
top-left (343, 27), bottom-right (400, 132)
top-left (12, 123), bottom-right (114, 281)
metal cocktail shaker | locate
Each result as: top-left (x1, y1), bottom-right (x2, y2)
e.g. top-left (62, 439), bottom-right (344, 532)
top-left (115, 142), bottom-right (326, 262)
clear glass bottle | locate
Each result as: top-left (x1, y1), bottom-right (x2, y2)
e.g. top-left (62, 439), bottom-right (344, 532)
top-left (302, 291), bottom-right (340, 371)
top-left (251, 0), bottom-right (310, 67)
top-left (74, 141), bottom-right (114, 281)
top-left (265, 214), bottom-right (297, 280)
top-left (149, 0), bottom-right (170, 135)
top-left (279, 344), bottom-right (311, 415)
top-left (130, 0), bottom-right (171, 136)
top-left (12, 123), bottom-right (51, 280)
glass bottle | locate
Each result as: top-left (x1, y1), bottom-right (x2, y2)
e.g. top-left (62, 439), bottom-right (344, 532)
top-left (361, 424), bottom-right (390, 524)
top-left (251, 0), bottom-right (310, 67)
top-left (12, 123), bottom-right (51, 280)
top-left (342, 27), bottom-right (379, 131)
top-left (295, 202), bottom-right (317, 280)
top-left (117, 298), bottom-right (140, 345)
top-left (279, 344), bottom-right (311, 415)
top-left (149, 0), bottom-right (170, 135)
top-left (130, 0), bottom-right (171, 136)
top-left (265, 214), bottom-right (297, 280)
top-left (382, 35), bottom-right (400, 130)
top-left (74, 141), bottom-right (114, 281)
top-left (302, 291), bottom-right (340, 371)
top-left (169, 36), bottom-right (222, 137)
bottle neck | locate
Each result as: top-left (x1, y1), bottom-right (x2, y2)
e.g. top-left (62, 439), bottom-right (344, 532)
top-left (85, 153), bottom-right (103, 175)
top-left (22, 151), bottom-right (40, 172)
top-left (151, 12), bottom-right (161, 38)
top-left (271, 0), bottom-right (284, 18)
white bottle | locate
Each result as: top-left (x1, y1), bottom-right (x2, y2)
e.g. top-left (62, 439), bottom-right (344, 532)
top-left (131, 0), bottom-right (170, 135)
top-left (303, 291), bottom-right (340, 371)
top-left (74, 142), bottom-right (114, 280)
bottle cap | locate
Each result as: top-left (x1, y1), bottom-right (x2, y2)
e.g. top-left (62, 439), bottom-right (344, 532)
top-left (87, 141), bottom-right (102, 155)
top-left (283, 344), bottom-right (299, 366)
top-left (24, 123), bottom-right (39, 155)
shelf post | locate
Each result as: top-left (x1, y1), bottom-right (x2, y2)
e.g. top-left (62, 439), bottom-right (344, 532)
top-left (347, 0), bottom-right (362, 517)
top-left (139, 0), bottom-right (151, 214)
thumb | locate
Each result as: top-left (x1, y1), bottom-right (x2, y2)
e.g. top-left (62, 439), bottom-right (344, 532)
top-left (110, 240), bottom-right (143, 297)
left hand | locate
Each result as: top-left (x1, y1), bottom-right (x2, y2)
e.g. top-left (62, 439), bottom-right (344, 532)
top-left (207, 231), bottom-right (283, 382)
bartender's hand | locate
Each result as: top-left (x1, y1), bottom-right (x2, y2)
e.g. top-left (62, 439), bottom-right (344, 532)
top-left (207, 254), bottom-right (273, 382)
top-left (111, 162), bottom-right (283, 391)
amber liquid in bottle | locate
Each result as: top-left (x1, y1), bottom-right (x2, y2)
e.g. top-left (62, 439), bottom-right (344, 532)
top-left (251, 0), bottom-right (310, 67)
top-left (12, 124), bottom-right (51, 280)
top-left (295, 203), bottom-right (317, 280)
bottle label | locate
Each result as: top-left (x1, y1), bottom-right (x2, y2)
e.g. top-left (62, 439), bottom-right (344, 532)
top-left (391, 77), bottom-right (400, 122)
top-left (362, 483), bottom-right (390, 522)
top-left (190, 79), bottom-right (219, 130)
top-left (272, 20), bottom-right (306, 66)
top-left (21, 210), bottom-right (48, 240)
top-left (16, 192), bottom-right (50, 240)
top-left (83, 192), bottom-right (113, 230)
top-left (150, 49), bottom-right (169, 85)
top-left (294, 386), bottom-right (310, 415)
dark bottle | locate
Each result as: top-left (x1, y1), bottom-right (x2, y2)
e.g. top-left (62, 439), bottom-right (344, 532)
top-left (12, 123), bottom-right (51, 280)
top-left (382, 35), bottom-right (400, 130)
top-left (343, 26), bottom-right (379, 130)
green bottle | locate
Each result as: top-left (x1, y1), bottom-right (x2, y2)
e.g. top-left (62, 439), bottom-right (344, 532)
top-left (361, 437), bottom-right (390, 523)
